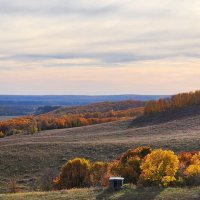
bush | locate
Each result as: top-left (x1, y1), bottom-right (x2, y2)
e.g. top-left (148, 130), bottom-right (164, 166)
top-left (109, 146), bottom-right (152, 184)
top-left (9, 179), bottom-right (19, 193)
top-left (140, 149), bottom-right (179, 187)
top-left (120, 146), bottom-right (152, 164)
top-left (90, 161), bottom-right (108, 186)
top-left (184, 152), bottom-right (200, 186)
top-left (178, 152), bottom-right (193, 171)
top-left (0, 131), bottom-right (5, 138)
top-left (54, 158), bottom-right (91, 189)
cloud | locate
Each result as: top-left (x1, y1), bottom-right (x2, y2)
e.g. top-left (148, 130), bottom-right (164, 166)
top-left (0, 0), bottom-right (119, 16)
top-left (0, 0), bottom-right (200, 94)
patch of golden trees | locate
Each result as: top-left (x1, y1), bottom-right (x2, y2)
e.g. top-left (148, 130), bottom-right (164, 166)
top-left (0, 107), bottom-right (144, 137)
top-left (145, 90), bottom-right (200, 114)
top-left (53, 147), bottom-right (200, 189)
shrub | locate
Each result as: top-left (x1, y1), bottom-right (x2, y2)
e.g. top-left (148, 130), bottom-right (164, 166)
top-left (9, 179), bottom-right (19, 193)
top-left (185, 165), bottom-right (200, 177)
top-left (90, 161), bottom-right (108, 186)
top-left (109, 146), bottom-right (152, 184)
top-left (184, 152), bottom-right (200, 186)
top-left (120, 146), bottom-right (152, 164)
top-left (54, 158), bottom-right (91, 189)
top-left (140, 149), bottom-right (179, 187)
top-left (178, 152), bottom-right (193, 171)
top-left (0, 131), bottom-right (5, 138)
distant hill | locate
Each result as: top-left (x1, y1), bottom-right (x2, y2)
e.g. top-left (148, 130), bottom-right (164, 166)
top-left (0, 100), bottom-right (145, 137)
top-left (0, 94), bottom-right (168, 116)
top-left (51, 100), bottom-right (145, 116)
top-left (131, 104), bottom-right (200, 127)
top-left (0, 94), bottom-right (168, 106)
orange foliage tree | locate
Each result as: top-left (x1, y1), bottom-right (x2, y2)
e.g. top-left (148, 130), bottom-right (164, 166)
top-left (145, 90), bottom-right (200, 115)
top-left (109, 146), bottom-right (152, 184)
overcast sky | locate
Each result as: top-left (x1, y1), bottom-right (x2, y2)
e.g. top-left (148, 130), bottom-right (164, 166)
top-left (0, 0), bottom-right (200, 95)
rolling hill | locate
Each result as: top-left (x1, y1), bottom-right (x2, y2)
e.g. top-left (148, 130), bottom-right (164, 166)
top-left (50, 100), bottom-right (145, 115)
top-left (0, 95), bottom-right (167, 116)
top-left (0, 105), bottom-right (200, 193)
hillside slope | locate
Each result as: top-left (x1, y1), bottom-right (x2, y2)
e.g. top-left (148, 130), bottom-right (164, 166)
top-left (0, 107), bottom-right (200, 193)
top-left (50, 100), bottom-right (145, 115)
top-left (132, 105), bottom-right (200, 126)
top-left (0, 186), bottom-right (200, 200)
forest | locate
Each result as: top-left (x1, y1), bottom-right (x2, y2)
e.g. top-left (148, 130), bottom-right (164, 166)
top-left (0, 101), bottom-right (144, 137)
top-left (145, 90), bottom-right (200, 115)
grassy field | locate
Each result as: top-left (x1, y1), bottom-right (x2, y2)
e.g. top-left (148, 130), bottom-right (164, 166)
top-left (0, 186), bottom-right (200, 200)
top-left (0, 107), bottom-right (200, 193)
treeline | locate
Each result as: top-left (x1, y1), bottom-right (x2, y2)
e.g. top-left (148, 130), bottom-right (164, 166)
top-left (0, 107), bottom-right (144, 137)
top-left (145, 90), bottom-right (200, 115)
top-left (0, 105), bottom-right (36, 116)
top-left (53, 147), bottom-right (200, 190)
top-left (52, 100), bottom-right (145, 115)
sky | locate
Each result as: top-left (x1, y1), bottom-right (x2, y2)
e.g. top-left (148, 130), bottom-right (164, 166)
top-left (0, 0), bottom-right (200, 95)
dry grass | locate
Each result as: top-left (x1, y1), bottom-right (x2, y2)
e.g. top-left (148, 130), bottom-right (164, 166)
top-left (0, 186), bottom-right (199, 200)
top-left (0, 112), bottom-right (200, 193)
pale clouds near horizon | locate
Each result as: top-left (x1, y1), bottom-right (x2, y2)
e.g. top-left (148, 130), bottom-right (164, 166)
top-left (0, 0), bottom-right (200, 94)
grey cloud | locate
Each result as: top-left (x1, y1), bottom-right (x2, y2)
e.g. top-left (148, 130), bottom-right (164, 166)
top-left (1, 51), bottom-right (198, 67)
top-left (0, 0), bottom-right (118, 16)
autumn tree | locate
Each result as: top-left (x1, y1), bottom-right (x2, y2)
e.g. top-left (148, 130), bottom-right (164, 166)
top-left (54, 158), bottom-right (91, 189)
top-left (184, 152), bottom-right (200, 185)
top-left (109, 146), bottom-right (152, 184)
top-left (90, 161), bottom-right (108, 186)
top-left (145, 90), bottom-right (200, 115)
top-left (140, 149), bottom-right (179, 187)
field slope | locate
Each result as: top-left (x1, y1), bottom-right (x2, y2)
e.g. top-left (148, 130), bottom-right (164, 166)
top-left (0, 186), bottom-right (200, 200)
top-left (0, 105), bottom-right (200, 193)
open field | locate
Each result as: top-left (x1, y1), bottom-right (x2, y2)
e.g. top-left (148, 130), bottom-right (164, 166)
top-left (0, 186), bottom-right (200, 200)
top-left (0, 106), bottom-right (200, 193)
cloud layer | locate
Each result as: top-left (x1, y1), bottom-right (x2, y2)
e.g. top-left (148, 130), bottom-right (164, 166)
top-left (0, 0), bottom-right (200, 94)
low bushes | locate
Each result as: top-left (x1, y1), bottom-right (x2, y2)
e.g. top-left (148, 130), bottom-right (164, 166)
top-left (53, 147), bottom-right (200, 190)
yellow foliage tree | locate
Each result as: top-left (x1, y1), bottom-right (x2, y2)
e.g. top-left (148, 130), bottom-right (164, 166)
top-left (140, 149), bottom-right (179, 187)
top-left (90, 161), bottom-right (107, 186)
top-left (185, 152), bottom-right (200, 175)
top-left (54, 158), bottom-right (91, 189)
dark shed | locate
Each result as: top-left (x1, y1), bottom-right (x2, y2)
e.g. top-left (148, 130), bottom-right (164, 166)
top-left (109, 177), bottom-right (124, 191)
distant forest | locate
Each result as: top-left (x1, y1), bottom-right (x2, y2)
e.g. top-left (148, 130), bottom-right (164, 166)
top-left (145, 90), bottom-right (200, 114)
top-left (0, 100), bottom-right (144, 137)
